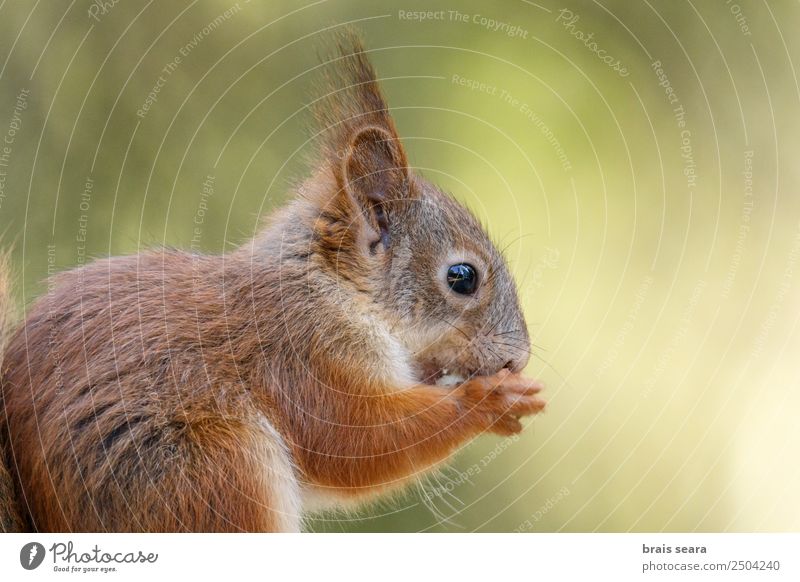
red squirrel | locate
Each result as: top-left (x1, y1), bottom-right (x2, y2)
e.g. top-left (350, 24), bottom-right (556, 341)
top-left (0, 33), bottom-right (544, 532)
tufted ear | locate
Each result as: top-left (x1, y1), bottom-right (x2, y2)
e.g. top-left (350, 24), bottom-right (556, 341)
top-left (309, 31), bottom-right (414, 253)
top-left (342, 125), bottom-right (408, 250)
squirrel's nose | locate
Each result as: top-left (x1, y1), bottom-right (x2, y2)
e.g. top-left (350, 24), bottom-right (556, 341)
top-left (503, 356), bottom-right (528, 374)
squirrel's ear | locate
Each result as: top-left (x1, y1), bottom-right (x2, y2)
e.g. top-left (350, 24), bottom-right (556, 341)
top-left (312, 32), bottom-right (412, 250)
top-left (344, 126), bottom-right (407, 203)
top-left (342, 125), bottom-right (408, 250)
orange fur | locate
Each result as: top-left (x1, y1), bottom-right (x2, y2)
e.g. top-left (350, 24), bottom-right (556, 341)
top-left (0, 33), bottom-right (543, 532)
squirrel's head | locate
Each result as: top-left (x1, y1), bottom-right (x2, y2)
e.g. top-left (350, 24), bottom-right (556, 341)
top-left (298, 33), bottom-right (531, 384)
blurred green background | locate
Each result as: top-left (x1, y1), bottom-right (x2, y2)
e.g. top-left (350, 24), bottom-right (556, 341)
top-left (1, 0), bottom-right (799, 532)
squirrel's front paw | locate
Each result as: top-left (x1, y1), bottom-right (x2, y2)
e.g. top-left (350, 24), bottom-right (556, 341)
top-left (457, 370), bottom-right (546, 435)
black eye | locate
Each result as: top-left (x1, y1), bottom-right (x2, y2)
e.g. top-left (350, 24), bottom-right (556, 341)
top-left (446, 263), bottom-right (478, 295)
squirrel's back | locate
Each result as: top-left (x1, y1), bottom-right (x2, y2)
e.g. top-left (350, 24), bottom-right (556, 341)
top-left (0, 249), bottom-right (301, 531)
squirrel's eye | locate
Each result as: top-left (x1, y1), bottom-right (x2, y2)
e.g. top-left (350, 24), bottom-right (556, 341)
top-left (446, 263), bottom-right (478, 295)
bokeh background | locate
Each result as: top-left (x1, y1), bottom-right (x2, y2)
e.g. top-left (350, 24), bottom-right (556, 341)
top-left (1, 0), bottom-right (799, 532)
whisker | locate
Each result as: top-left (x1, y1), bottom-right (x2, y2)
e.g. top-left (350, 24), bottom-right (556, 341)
top-left (493, 339), bottom-right (548, 352)
top-left (435, 469), bottom-right (467, 508)
top-left (486, 344), bottom-right (503, 365)
top-left (493, 329), bottom-right (524, 338)
top-left (429, 473), bottom-right (464, 517)
top-left (432, 314), bottom-right (470, 341)
top-left (495, 342), bottom-right (573, 391)
top-left (417, 479), bottom-right (458, 527)
top-left (528, 351), bottom-right (573, 389)
top-left (497, 231), bottom-right (536, 258)
top-left (482, 318), bottom-right (501, 337)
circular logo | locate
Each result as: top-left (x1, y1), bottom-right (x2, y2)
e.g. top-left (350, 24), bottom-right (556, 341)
top-left (20, 542), bottom-right (46, 570)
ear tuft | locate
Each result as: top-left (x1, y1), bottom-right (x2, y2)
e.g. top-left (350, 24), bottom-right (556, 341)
top-left (311, 30), bottom-right (409, 189)
top-left (309, 31), bottom-right (413, 252)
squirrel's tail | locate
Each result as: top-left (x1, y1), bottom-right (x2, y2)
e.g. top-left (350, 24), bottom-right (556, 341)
top-left (0, 251), bottom-right (24, 532)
